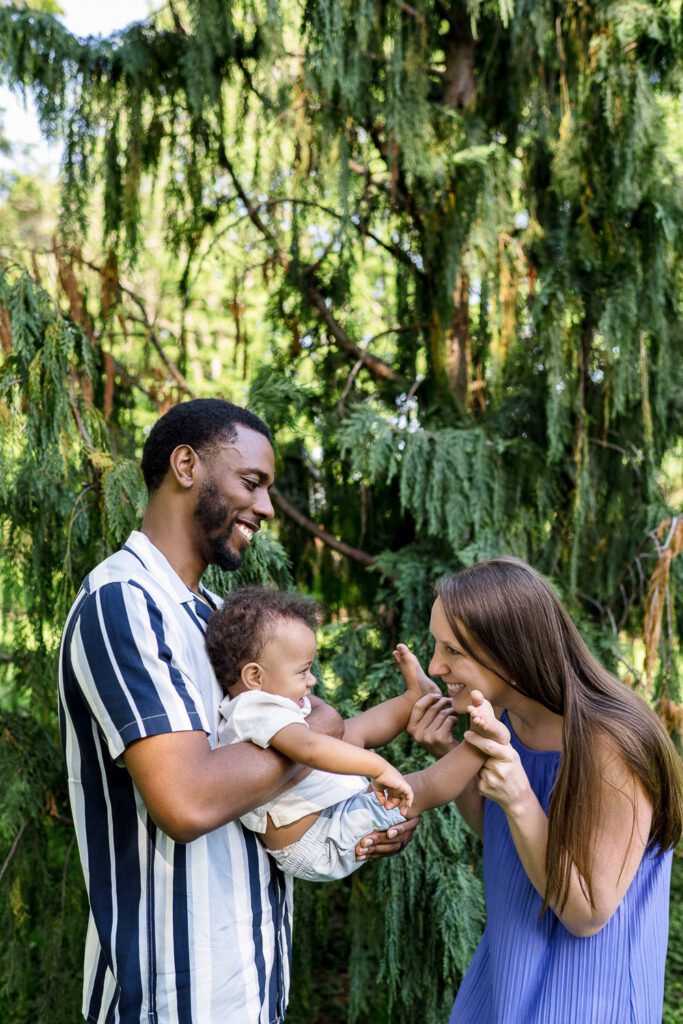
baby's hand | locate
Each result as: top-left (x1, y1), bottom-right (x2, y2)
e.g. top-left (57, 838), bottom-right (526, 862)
top-left (467, 690), bottom-right (511, 745)
top-left (372, 763), bottom-right (414, 817)
top-left (393, 643), bottom-right (440, 699)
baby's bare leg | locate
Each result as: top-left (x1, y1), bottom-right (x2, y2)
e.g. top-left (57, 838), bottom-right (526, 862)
top-left (393, 643), bottom-right (439, 698)
top-left (467, 690), bottom-right (510, 745)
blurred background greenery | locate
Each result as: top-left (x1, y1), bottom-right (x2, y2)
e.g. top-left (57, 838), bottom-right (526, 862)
top-left (0, 1), bottom-right (681, 1021)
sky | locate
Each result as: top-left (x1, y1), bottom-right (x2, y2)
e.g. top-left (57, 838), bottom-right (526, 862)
top-left (0, 1), bottom-right (153, 169)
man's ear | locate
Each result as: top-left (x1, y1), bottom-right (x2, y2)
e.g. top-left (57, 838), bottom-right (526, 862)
top-left (168, 444), bottom-right (199, 490)
top-left (241, 662), bottom-right (264, 690)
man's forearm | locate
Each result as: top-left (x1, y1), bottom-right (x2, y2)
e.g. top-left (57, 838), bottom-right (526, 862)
top-left (124, 731), bottom-right (301, 843)
top-left (307, 694), bottom-right (345, 739)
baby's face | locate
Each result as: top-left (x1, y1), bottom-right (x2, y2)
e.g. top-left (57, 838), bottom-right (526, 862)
top-left (257, 618), bottom-right (318, 706)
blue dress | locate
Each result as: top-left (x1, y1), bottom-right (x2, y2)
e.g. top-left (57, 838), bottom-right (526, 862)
top-left (451, 715), bottom-right (672, 1024)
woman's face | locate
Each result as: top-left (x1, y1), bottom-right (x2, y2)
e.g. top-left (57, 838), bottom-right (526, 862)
top-left (428, 597), bottom-right (515, 713)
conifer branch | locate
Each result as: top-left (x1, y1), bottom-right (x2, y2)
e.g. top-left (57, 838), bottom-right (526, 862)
top-left (368, 123), bottom-right (424, 233)
top-left (67, 375), bottom-right (94, 451)
top-left (112, 301), bottom-right (194, 399)
top-left (45, 791), bottom-right (74, 828)
top-left (127, 314), bottom-right (196, 397)
top-left (216, 138), bottom-right (407, 386)
top-left (0, 819), bottom-right (28, 884)
top-left (77, 256), bottom-right (196, 398)
top-left (166, 0), bottom-right (188, 36)
top-left (270, 486), bottom-right (377, 567)
top-left (399, 2), bottom-right (425, 24)
top-left (305, 279), bottom-right (406, 384)
top-left (589, 437), bottom-right (642, 479)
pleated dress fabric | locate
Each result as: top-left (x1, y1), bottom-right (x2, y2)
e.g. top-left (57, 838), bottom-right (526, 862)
top-left (450, 715), bottom-right (672, 1024)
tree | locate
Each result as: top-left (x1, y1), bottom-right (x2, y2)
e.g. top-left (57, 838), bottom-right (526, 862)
top-left (0, 2), bottom-right (681, 1021)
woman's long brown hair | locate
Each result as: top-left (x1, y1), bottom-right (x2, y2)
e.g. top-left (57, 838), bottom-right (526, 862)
top-left (436, 557), bottom-right (683, 914)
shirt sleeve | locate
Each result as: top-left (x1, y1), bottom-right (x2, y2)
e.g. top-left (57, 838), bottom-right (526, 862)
top-left (68, 581), bottom-right (210, 761)
top-left (226, 691), bottom-right (307, 749)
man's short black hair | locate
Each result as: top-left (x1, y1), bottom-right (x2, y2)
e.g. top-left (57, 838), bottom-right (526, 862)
top-left (141, 398), bottom-right (271, 493)
top-left (205, 587), bottom-right (322, 693)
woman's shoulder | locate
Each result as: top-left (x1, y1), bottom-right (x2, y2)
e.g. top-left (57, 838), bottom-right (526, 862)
top-left (592, 730), bottom-right (654, 836)
top-left (593, 730), bottom-right (648, 789)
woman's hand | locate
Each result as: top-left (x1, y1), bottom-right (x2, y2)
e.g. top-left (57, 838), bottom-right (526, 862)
top-left (406, 693), bottom-right (458, 758)
top-left (463, 731), bottom-right (534, 817)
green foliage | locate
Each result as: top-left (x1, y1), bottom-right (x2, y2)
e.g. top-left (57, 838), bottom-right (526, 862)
top-left (0, 709), bottom-right (86, 1023)
top-left (664, 854), bottom-right (683, 1024)
top-left (1, 1), bottom-right (682, 1021)
top-left (204, 531), bottom-right (294, 594)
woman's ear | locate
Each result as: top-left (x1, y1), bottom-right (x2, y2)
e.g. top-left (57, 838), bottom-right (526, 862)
top-left (241, 662), bottom-right (264, 690)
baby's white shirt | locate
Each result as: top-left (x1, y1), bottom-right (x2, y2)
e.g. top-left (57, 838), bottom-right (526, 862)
top-left (217, 689), bottom-right (367, 833)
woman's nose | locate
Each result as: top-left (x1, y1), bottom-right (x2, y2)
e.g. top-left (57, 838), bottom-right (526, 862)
top-left (428, 655), bottom-right (444, 677)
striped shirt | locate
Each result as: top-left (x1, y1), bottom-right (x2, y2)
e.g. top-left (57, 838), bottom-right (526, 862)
top-left (58, 530), bottom-right (292, 1024)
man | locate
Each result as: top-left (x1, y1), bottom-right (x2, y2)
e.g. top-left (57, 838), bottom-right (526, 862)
top-left (59, 398), bottom-right (417, 1024)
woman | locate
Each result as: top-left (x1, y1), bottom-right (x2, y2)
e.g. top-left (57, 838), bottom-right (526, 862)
top-left (406, 557), bottom-right (683, 1023)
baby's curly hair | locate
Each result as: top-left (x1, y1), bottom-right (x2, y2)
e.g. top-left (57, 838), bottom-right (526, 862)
top-left (205, 586), bottom-right (322, 693)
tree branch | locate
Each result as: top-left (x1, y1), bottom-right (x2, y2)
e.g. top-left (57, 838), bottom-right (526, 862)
top-left (306, 279), bottom-right (406, 384)
top-left (78, 256), bottom-right (196, 397)
top-left (215, 138), bottom-right (409, 386)
top-left (127, 314), bottom-right (196, 396)
top-left (0, 819), bottom-right (28, 884)
top-left (270, 486), bottom-right (376, 567)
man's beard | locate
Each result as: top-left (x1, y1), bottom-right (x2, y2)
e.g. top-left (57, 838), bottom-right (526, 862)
top-left (194, 480), bottom-right (243, 572)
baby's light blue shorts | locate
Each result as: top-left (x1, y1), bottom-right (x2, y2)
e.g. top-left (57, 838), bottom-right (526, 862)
top-left (267, 789), bottom-right (405, 882)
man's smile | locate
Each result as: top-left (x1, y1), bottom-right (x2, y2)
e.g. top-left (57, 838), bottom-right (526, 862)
top-left (235, 519), bottom-right (259, 544)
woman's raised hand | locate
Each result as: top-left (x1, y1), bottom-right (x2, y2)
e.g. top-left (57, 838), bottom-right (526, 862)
top-left (394, 643), bottom-right (457, 756)
top-left (406, 693), bottom-right (458, 757)
top-left (463, 702), bottom-right (533, 817)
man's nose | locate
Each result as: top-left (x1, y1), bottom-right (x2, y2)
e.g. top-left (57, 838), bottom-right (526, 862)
top-left (254, 486), bottom-right (275, 520)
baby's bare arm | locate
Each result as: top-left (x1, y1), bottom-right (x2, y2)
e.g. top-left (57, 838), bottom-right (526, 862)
top-left (270, 723), bottom-right (413, 813)
top-left (342, 644), bottom-right (441, 749)
top-left (401, 693), bottom-right (508, 820)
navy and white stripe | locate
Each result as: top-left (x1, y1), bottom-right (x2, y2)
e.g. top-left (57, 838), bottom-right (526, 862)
top-left (58, 531), bottom-right (292, 1024)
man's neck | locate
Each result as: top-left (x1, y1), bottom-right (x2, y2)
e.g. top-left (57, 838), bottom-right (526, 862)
top-left (141, 511), bottom-right (206, 593)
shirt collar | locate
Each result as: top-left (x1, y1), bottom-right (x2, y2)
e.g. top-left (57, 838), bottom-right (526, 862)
top-left (123, 530), bottom-right (209, 606)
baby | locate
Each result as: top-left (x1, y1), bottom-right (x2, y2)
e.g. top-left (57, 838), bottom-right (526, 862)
top-left (205, 587), bottom-right (508, 882)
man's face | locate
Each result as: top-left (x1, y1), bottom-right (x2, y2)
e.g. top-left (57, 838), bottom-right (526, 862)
top-left (193, 425), bottom-right (275, 571)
